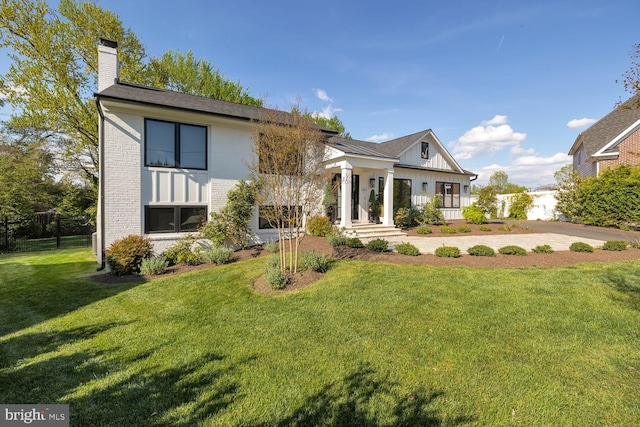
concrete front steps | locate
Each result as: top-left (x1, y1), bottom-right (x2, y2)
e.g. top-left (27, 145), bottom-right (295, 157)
top-left (343, 223), bottom-right (407, 239)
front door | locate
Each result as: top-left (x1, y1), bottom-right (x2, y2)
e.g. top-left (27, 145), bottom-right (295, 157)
top-left (351, 174), bottom-right (359, 220)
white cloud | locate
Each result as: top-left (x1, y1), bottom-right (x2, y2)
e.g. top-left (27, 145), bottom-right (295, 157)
top-left (449, 116), bottom-right (527, 160)
top-left (314, 88), bottom-right (333, 102)
top-left (311, 104), bottom-right (343, 120)
top-left (481, 115), bottom-right (508, 126)
top-left (566, 117), bottom-right (596, 128)
top-left (367, 132), bottom-right (393, 143)
top-left (473, 153), bottom-right (572, 188)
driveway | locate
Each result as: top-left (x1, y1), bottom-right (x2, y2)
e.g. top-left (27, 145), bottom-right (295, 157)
top-left (508, 220), bottom-right (640, 243)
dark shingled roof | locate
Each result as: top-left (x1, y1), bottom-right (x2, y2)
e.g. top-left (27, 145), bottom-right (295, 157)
top-left (97, 82), bottom-right (338, 133)
top-left (326, 136), bottom-right (397, 159)
top-left (569, 93), bottom-right (640, 157)
top-left (377, 130), bottom-right (432, 156)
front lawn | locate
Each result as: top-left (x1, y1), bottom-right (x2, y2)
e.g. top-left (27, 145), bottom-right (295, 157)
top-left (1, 249), bottom-right (639, 425)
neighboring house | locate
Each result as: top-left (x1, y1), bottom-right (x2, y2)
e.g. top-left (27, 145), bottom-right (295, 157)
top-left (569, 94), bottom-right (640, 177)
top-left (95, 39), bottom-right (476, 265)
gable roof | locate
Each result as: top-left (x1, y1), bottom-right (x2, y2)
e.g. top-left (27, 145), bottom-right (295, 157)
top-left (569, 93), bottom-right (640, 157)
top-left (327, 136), bottom-right (398, 160)
top-left (97, 82), bottom-right (338, 134)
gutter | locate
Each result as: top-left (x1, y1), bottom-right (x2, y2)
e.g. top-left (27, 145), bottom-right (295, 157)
top-left (95, 94), bottom-right (106, 271)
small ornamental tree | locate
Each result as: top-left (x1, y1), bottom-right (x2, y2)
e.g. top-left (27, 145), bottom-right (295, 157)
top-left (249, 104), bottom-right (328, 274)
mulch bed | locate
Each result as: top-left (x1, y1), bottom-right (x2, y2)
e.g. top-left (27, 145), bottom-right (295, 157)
top-left (91, 224), bottom-right (640, 291)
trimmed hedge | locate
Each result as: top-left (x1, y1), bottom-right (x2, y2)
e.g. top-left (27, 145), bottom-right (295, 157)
top-left (498, 245), bottom-right (527, 256)
top-left (570, 242), bottom-right (594, 253)
top-left (395, 242), bottom-right (420, 256)
top-left (345, 237), bottom-right (364, 248)
top-left (532, 244), bottom-right (554, 254)
top-left (366, 238), bottom-right (389, 252)
top-left (106, 235), bottom-right (154, 276)
top-left (439, 226), bottom-right (457, 234)
top-left (467, 245), bottom-right (496, 257)
top-left (435, 246), bottom-right (460, 258)
top-left (416, 226), bottom-right (432, 234)
top-left (603, 240), bottom-right (627, 251)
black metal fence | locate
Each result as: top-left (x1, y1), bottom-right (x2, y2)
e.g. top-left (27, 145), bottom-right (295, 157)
top-left (0, 214), bottom-right (93, 254)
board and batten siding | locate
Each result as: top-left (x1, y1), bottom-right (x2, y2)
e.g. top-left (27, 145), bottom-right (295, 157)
top-left (398, 137), bottom-right (454, 171)
top-left (393, 169), bottom-right (471, 220)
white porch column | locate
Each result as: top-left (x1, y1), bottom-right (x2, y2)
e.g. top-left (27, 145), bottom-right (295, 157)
top-left (382, 168), bottom-right (394, 226)
top-left (340, 166), bottom-right (352, 228)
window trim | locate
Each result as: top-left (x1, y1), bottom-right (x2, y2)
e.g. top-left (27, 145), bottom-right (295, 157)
top-left (421, 141), bottom-right (429, 159)
top-left (435, 181), bottom-right (460, 208)
top-left (145, 205), bottom-right (207, 234)
top-left (258, 205), bottom-right (302, 230)
top-left (144, 118), bottom-right (208, 170)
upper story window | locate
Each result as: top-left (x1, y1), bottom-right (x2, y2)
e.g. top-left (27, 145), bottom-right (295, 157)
top-left (145, 119), bottom-right (207, 170)
top-left (421, 141), bottom-right (429, 159)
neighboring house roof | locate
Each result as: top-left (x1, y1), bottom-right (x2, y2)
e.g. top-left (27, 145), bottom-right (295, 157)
top-left (569, 93), bottom-right (640, 158)
top-left (97, 81), bottom-right (338, 134)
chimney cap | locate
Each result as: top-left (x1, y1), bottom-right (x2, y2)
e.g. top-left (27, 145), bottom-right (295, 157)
top-left (99, 38), bottom-right (118, 48)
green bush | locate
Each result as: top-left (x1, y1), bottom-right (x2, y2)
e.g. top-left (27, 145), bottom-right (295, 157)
top-left (631, 238), bottom-right (640, 249)
top-left (434, 246), bottom-right (460, 258)
top-left (418, 198), bottom-right (445, 225)
top-left (479, 226), bottom-right (492, 232)
top-left (306, 215), bottom-right (333, 237)
top-left (139, 256), bottom-right (168, 276)
top-left (467, 245), bottom-right (496, 257)
top-left (265, 255), bottom-right (290, 290)
top-left (264, 240), bottom-right (280, 253)
top-left (106, 235), bottom-right (154, 276)
top-left (498, 245), bottom-right (527, 256)
top-left (326, 235), bottom-right (347, 247)
top-left (439, 226), bottom-right (456, 234)
top-left (300, 251), bottom-right (330, 273)
top-left (394, 206), bottom-right (420, 228)
top-left (532, 244), bottom-right (554, 254)
top-left (462, 204), bottom-right (487, 224)
top-left (570, 242), bottom-right (594, 253)
top-left (345, 237), bottom-right (364, 248)
top-left (198, 213), bottom-right (227, 247)
top-left (508, 192), bottom-right (534, 220)
top-left (498, 225), bottom-right (511, 232)
top-left (457, 226), bottom-right (471, 233)
top-left (416, 226), bottom-right (432, 234)
top-left (603, 240), bottom-right (627, 251)
top-left (366, 238), bottom-right (389, 252)
top-left (163, 236), bottom-right (201, 266)
top-left (395, 242), bottom-right (420, 256)
top-left (200, 246), bottom-right (234, 265)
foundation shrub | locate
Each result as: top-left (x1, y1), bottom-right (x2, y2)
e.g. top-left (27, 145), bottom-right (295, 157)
top-left (439, 226), bottom-right (456, 234)
top-left (306, 215), bottom-right (333, 237)
top-left (139, 256), bottom-right (168, 276)
top-left (106, 235), bottom-right (153, 276)
top-left (416, 226), bottom-right (432, 234)
top-left (395, 242), bottom-right (420, 256)
top-left (345, 237), bottom-right (364, 248)
top-left (366, 238), bottom-right (389, 252)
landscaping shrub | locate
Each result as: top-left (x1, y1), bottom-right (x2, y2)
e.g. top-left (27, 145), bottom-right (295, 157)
top-left (570, 242), bottom-right (594, 253)
top-left (198, 213), bottom-right (227, 246)
top-left (326, 234), bottom-right (347, 247)
top-left (416, 226), bottom-right (432, 234)
top-left (457, 226), bottom-right (471, 233)
top-left (306, 215), bottom-right (333, 237)
top-left (603, 240), bottom-right (627, 251)
top-left (508, 192), bottom-right (534, 220)
top-left (498, 225), bottom-right (511, 231)
top-left (345, 237), bottom-right (364, 248)
top-left (139, 256), bottom-right (168, 276)
top-left (106, 234), bottom-right (153, 276)
top-left (630, 238), bottom-right (640, 249)
top-left (300, 251), bottom-right (330, 273)
top-left (467, 245), bottom-right (496, 257)
top-left (532, 244), bottom-right (554, 254)
top-left (479, 225), bottom-right (492, 232)
top-left (418, 198), bottom-right (445, 225)
top-left (462, 204), bottom-right (487, 224)
top-left (439, 226), bottom-right (456, 234)
top-left (435, 246), bottom-right (460, 258)
top-left (264, 240), bottom-right (280, 253)
top-left (163, 236), bottom-right (201, 266)
top-left (394, 206), bottom-right (420, 228)
top-left (366, 238), bottom-right (389, 252)
top-left (395, 242), bottom-right (420, 256)
top-left (498, 245), bottom-right (527, 256)
top-left (265, 255), bottom-right (290, 290)
top-left (200, 246), bottom-right (234, 265)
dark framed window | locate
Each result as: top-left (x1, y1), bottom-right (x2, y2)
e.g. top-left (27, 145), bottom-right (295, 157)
top-left (436, 182), bottom-right (460, 208)
top-left (145, 206), bottom-right (207, 233)
top-left (421, 141), bottom-right (429, 159)
top-left (393, 179), bottom-right (412, 211)
top-left (145, 119), bottom-right (207, 169)
top-left (258, 205), bottom-right (302, 229)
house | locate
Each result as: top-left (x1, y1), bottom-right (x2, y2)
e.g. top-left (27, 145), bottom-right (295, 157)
top-left (95, 39), bottom-right (476, 266)
top-left (569, 94), bottom-right (640, 177)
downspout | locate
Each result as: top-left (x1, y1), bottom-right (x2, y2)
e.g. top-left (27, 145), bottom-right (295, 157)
top-left (95, 95), bottom-right (106, 271)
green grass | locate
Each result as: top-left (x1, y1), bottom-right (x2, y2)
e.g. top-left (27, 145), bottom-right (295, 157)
top-left (1, 249), bottom-right (640, 425)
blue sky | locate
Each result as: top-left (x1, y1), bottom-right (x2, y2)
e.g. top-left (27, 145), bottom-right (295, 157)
top-left (2, 0), bottom-right (638, 187)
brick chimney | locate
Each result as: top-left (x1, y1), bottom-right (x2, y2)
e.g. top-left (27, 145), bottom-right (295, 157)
top-left (98, 38), bottom-right (119, 92)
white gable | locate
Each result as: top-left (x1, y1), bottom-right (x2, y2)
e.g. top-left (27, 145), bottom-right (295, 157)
top-left (396, 131), bottom-right (462, 172)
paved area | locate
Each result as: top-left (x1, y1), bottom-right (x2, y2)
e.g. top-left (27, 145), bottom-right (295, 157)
top-left (382, 233), bottom-right (607, 255)
top-left (510, 220), bottom-right (640, 242)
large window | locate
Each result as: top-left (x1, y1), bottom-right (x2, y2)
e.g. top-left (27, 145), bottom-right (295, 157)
top-left (145, 206), bottom-right (207, 233)
top-left (258, 205), bottom-right (302, 229)
top-left (145, 119), bottom-right (207, 169)
top-left (436, 182), bottom-right (460, 208)
top-left (393, 179), bottom-right (412, 211)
